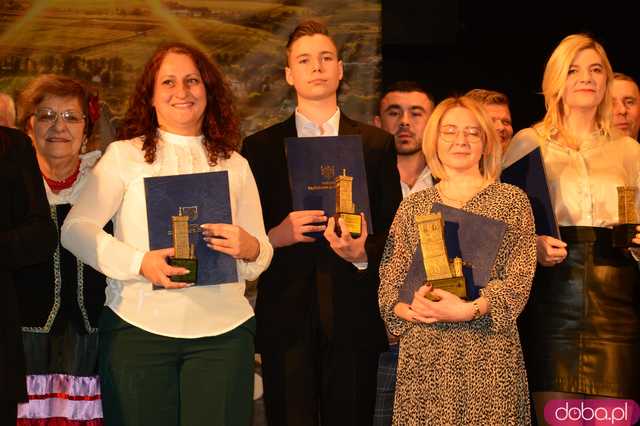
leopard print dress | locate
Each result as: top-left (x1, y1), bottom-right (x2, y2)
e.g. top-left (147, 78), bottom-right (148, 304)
top-left (378, 182), bottom-right (536, 425)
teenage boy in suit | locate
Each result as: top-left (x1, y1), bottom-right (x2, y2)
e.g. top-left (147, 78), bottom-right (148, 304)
top-left (242, 20), bottom-right (402, 426)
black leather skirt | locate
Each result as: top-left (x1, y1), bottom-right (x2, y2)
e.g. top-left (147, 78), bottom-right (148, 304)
top-left (520, 226), bottom-right (640, 400)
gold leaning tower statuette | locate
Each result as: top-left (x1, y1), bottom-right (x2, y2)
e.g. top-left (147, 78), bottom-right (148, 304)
top-left (613, 186), bottom-right (640, 248)
top-left (168, 215), bottom-right (198, 283)
top-left (415, 213), bottom-right (467, 300)
top-left (334, 169), bottom-right (362, 237)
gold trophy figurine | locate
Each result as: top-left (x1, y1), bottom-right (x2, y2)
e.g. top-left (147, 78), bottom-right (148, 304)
top-left (612, 186), bottom-right (640, 248)
top-left (168, 215), bottom-right (198, 283)
top-left (416, 213), bottom-right (467, 300)
top-left (334, 169), bottom-right (363, 238)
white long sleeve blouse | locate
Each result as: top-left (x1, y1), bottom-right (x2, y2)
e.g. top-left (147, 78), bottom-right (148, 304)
top-left (61, 130), bottom-right (273, 338)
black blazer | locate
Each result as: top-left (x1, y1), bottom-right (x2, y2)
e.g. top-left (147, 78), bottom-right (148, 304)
top-left (242, 114), bottom-right (402, 353)
top-left (0, 127), bottom-right (57, 402)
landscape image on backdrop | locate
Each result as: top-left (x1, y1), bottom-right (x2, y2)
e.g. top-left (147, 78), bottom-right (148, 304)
top-left (0, 0), bottom-right (381, 149)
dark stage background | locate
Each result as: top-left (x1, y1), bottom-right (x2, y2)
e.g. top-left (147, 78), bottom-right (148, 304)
top-left (381, 0), bottom-right (640, 134)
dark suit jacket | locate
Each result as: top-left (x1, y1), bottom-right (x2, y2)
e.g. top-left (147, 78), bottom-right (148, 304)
top-left (0, 127), bottom-right (57, 401)
top-left (242, 113), bottom-right (402, 353)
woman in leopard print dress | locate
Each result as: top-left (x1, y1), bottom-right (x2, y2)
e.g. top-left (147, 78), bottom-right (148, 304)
top-left (378, 96), bottom-right (536, 425)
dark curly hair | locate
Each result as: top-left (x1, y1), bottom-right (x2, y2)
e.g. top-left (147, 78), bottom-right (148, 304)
top-left (119, 42), bottom-right (239, 165)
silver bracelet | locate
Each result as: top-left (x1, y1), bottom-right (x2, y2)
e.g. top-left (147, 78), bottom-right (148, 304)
top-left (471, 300), bottom-right (482, 320)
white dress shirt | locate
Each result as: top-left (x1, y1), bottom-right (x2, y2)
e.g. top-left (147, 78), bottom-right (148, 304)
top-left (61, 130), bottom-right (273, 338)
top-left (295, 107), bottom-right (340, 137)
top-left (400, 166), bottom-right (433, 199)
top-left (512, 128), bottom-right (640, 227)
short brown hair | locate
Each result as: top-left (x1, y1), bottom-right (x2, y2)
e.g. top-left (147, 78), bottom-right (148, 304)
top-left (423, 96), bottom-right (502, 182)
top-left (286, 20), bottom-right (337, 64)
top-left (17, 74), bottom-right (92, 136)
top-left (613, 72), bottom-right (637, 84)
top-left (465, 88), bottom-right (510, 107)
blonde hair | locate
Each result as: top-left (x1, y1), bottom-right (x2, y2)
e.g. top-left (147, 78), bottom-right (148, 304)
top-left (538, 34), bottom-right (614, 140)
top-left (422, 96), bottom-right (502, 182)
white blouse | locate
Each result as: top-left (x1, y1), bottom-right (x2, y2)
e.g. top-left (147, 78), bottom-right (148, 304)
top-left (45, 150), bottom-right (101, 205)
top-left (511, 128), bottom-right (640, 228)
top-left (400, 166), bottom-right (433, 199)
top-left (61, 130), bottom-right (273, 338)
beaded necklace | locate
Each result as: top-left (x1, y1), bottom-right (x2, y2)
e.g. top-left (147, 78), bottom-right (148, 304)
top-left (43, 162), bottom-right (80, 192)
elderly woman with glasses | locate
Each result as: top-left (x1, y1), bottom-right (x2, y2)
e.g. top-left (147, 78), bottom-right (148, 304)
top-left (378, 96), bottom-right (536, 424)
top-left (14, 74), bottom-right (106, 425)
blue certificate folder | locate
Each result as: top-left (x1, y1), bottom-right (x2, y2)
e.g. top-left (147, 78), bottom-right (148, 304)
top-left (399, 203), bottom-right (507, 303)
top-left (285, 135), bottom-right (373, 237)
top-left (501, 147), bottom-right (560, 238)
top-left (144, 171), bottom-right (237, 287)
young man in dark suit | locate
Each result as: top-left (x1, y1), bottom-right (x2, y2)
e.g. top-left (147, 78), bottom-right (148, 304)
top-left (242, 20), bottom-right (402, 426)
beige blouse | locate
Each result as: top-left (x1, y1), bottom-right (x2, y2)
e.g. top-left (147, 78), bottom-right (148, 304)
top-left (511, 128), bottom-right (640, 228)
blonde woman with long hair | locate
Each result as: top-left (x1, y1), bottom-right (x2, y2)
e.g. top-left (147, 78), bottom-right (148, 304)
top-left (512, 34), bottom-right (640, 422)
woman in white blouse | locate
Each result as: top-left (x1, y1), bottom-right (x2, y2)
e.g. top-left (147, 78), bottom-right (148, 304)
top-left (512, 34), bottom-right (640, 421)
top-left (61, 43), bottom-right (273, 426)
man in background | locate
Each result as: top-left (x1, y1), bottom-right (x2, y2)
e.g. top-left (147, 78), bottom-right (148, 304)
top-left (466, 88), bottom-right (513, 148)
top-left (611, 72), bottom-right (640, 140)
top-left (374, 81), bottom-right (434, 197)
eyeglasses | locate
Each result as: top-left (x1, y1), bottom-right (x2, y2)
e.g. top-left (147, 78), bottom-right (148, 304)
top-left (439, 125), bottom-right (483, 144)
top-left (34, 108), bottom-right (85, 125)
